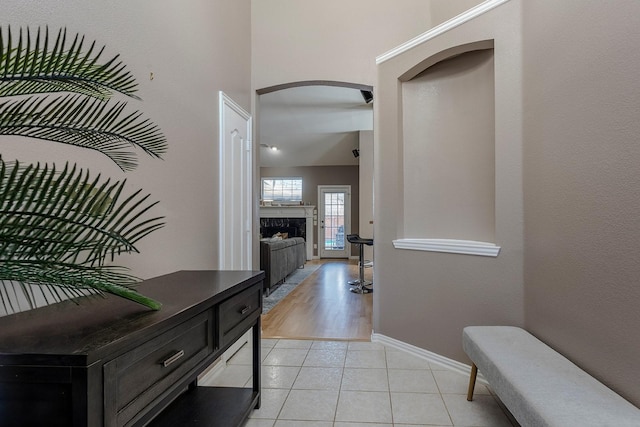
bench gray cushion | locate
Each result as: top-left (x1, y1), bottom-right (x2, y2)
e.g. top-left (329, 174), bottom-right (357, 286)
top-left (463, 326), bottom-right (640, 427)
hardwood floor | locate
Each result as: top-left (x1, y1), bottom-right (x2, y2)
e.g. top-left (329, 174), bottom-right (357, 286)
top-left (261, 259), bottom-right (373, 341)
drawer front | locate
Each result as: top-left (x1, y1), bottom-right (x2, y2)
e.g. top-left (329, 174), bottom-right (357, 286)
top-left (104, 311), bottom-right (213, 427)
top-left (219, 285), bottom-right (261, 347)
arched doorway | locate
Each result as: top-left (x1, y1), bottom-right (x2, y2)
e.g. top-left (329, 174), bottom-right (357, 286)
top-left (256, 80), bottom-right (374, 340)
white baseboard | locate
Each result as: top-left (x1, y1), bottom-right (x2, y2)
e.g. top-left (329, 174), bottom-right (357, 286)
top-left (206, 331), bottom-right (487, 387)
top-left (224, 329), bottom-right (251, 362)
top-left (197, 356), bottom-right (225, 384)
top-left (371, 332), bottom-right (488, 385)
top-left (198, 329), bottom-right (251, 385)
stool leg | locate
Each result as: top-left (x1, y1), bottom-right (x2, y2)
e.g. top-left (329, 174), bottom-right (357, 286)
top-left (348, 243), bottom-right (365, 286)
top-left (350, 243), bottom-right (372, 293)
top-left (358, 244), bottom-right (365, 284)
top-left (467, 363), bottom-right (478, 401)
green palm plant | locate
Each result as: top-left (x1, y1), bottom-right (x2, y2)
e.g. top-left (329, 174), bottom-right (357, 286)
top-left (0, 26), bottom-right (168, 313)
top-left (1, 26), bottom-right (167, 171)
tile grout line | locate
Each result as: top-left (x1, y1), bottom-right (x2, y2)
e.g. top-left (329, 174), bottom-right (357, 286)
top-left (275, 338), bottom-right (310, 423)
top-left (262, 338), bottom-right (289, 424)
top-left (332, 339), bottom-right (347, 425)
top-left (239, 338), bottom-right (516, 426)
top-left (431, 363), bottom-right (456, 426)
top-left (384, 346), bottom-right (395, 426)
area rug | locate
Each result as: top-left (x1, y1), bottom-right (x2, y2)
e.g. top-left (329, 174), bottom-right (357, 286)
top-left (262, 263), bottom-right (322, 314)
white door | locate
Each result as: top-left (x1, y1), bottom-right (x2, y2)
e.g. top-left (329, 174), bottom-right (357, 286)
top-left (318, 185), bottom-right (351, 258)
top-left (218, 92), bottom-right (252, 270)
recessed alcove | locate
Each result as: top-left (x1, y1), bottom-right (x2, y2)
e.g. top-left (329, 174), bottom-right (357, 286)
top-left (398, 46), bottom-right (497, 255)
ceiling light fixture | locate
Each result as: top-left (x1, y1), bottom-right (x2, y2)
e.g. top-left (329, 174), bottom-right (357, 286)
top-left (260, 143), bottom-right (278, 151)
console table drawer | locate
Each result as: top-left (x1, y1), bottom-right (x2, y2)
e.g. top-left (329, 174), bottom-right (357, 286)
top-left (104, 311), bottom-right (214, 427)
top-left (219, 285), bottom-right (261, 347)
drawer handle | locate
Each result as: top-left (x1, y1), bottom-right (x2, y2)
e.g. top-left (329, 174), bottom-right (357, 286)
top-left (161, 350), bottom-right (185, 368)
top-left (240, 305), bottom-right (251, 315)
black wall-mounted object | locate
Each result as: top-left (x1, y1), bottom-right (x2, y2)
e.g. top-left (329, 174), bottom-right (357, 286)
top-left (360, 90), bottom-right (373, 104)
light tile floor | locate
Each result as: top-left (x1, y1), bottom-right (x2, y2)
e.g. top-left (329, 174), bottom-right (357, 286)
top-left (200, 339), bottom-right (518, 427)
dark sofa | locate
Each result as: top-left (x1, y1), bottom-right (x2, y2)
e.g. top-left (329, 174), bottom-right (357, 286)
top-left (260, 237), bottom-right (306, 296)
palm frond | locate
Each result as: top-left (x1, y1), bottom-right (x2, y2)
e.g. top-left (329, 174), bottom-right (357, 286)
top-left (0, 26), bottom-right (139, 100)
top-left (0, 94), bottom-right (167, 171)
top-left (0, 158), bottom-right (164, 312)
top-left (0, 262), bottom-right (161, 312)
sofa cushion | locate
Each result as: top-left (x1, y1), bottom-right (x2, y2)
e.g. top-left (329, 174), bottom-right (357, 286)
top-left (260, 237), bottom-right (306, 295)
top-left (266, 237), bottom-right (302, 250)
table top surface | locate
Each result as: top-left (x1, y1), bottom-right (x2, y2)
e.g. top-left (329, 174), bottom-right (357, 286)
top-left (0, 270), bottom-right (264, 362)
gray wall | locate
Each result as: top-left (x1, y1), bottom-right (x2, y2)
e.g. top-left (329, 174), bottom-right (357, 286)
top-left (522, 0), bottom-right (640, 406)
top-left (429, 0), bottom-right (484, 27)
top-left (402, 49), bottom-right (496, 243)
top-left (2, 0), bottom-right (252, 315)
top-left (251, 0), bottom-right (436, 90)
top-left (261, 166), bottom-right (360, 257)
top-left (250, 0), bottom-right (438, 267)
top-left (377, 0), bottom-right (640, 407)
top-left (375, 0), bottom-right (524, 368)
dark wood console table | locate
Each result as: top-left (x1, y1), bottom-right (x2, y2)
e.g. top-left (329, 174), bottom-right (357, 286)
top-left (0, 270), bottom-right (264, 427)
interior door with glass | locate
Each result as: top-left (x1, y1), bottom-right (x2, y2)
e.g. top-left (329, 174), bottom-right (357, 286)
top-left (318, 185), bottom-right (351, 258)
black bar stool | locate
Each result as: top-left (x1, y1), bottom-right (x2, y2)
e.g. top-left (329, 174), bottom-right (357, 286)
top-left (347, 234), bottom-right (373, 294)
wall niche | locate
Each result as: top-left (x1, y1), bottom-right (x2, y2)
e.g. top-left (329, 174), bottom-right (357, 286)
top-left (401, 48), bottom-right (496, 246)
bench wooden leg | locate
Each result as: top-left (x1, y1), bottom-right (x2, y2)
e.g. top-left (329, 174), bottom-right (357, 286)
top-left (467, 363), bottom-right (478, 401)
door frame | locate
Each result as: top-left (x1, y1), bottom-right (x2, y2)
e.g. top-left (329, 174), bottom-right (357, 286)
top-left (318, 185), bottom-right (351, 258)
top-left (218, 91), bottom-right (252, 270)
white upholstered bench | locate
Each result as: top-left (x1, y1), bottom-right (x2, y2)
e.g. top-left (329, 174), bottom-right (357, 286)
top-left (463, 326), bottom-right (640, 427)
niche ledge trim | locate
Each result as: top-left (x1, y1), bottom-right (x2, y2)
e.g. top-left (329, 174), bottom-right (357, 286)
top-left (392, 238), bottom-right (500, 257)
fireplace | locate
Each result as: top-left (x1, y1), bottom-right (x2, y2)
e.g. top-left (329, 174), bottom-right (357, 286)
top-left (260, 205), bottom-right (315, 261)
top-left (260, 218), bottom-right (306, 240)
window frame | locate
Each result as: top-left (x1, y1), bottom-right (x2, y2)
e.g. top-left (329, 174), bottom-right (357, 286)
top-left (261, 177), bottom-right (303, 202)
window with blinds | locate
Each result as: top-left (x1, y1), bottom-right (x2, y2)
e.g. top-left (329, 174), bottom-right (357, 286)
top-left (261, 178), bottom-right (302, 202)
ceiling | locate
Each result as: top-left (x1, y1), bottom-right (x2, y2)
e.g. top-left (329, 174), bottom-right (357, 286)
top-left (258, 85), bottom-right (373, 168)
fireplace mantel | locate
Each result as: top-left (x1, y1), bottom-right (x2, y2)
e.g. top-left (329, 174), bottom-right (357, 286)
top-left (260, 205), bottom-right (315, 218)
top-left (260, 205), bottom-right (315, 260)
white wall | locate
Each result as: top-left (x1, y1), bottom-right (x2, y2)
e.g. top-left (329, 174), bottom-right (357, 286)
top-left (2, 0), bottom-right (251, 313)
top-left (359, 130), bottom-right (374, 262)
